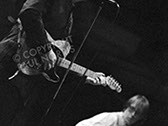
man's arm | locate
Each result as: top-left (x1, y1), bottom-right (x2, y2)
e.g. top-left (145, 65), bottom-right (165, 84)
top-left (18, 0), bottom-right (57, 70)
top-left (75, 112), bottom-right (117, 126)
top-left (19, 0), bottom-right (48, 47)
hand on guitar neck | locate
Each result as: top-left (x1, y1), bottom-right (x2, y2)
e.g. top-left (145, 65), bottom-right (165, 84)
top-left (86, 73), bottom-right (122, 93)
top-left (86, 72), bottom-right (105, 86)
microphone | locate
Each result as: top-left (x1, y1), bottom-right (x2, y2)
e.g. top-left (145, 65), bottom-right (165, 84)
top-left (100, 0), bottom-right (120, 23)
top-left (108, 0), bottom-right (117, 3)
top-left (102, 0), bottom-right (120, 8)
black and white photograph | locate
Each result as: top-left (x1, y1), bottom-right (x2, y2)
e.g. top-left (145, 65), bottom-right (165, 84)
top-left (0, 0), bottom-right (168, 126)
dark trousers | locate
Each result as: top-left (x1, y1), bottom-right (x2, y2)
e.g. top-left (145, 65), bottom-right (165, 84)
top-left (0, 80), bottom-right (23, 126)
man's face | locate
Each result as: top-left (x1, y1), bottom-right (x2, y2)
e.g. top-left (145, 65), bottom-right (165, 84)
top-left (123, 103), bottom-right (141, 125)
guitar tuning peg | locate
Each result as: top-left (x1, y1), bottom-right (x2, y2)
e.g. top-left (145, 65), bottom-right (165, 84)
top-left (117, 86), bottom-right (122, 93)
top-left (105, 75), bottom-right (122, 93)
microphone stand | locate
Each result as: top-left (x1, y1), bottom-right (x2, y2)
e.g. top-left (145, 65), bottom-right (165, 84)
top-left (39, 2), bottom-right (106, 126)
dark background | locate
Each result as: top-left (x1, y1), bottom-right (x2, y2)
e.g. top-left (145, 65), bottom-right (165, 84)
top-left (0, 0), bottom-right (168, 126)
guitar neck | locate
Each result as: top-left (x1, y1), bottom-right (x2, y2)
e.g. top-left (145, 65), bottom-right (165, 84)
top-left (57, 58), bottom-right (97, 78)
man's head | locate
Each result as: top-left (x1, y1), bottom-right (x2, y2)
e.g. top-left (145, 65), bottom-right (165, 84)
top-left (123, 95), bottom-right (150, 125)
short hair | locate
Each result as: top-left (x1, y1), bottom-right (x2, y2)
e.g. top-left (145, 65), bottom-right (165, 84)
top-left (125, 95), bottom-right (150, 120)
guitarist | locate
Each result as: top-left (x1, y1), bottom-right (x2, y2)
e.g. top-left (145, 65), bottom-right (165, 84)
top-left (0, 0), bottom-right (112, 126)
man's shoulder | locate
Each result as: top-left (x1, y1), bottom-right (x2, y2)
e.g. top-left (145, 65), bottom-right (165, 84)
top-left (92, 111), bottom-right (122, 120)
top-left (102, 111), bottom-right (123, 116)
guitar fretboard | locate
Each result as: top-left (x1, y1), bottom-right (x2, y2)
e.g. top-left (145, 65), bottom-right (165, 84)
top-left (57, 58), bottom-right (97, 78)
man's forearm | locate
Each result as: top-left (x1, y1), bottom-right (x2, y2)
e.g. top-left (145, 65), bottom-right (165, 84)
top-left (19, 9), bottom-right (49, 48)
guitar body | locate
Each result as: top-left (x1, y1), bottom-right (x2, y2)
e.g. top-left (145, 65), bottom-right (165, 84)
top-left (14, 24), bottom-right (71, 83)
top-left (0, 18), bottom-right (70, 83)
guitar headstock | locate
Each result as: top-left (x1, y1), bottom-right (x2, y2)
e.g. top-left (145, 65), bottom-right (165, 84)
top-left (105, 75), bottom-right (122, 93)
